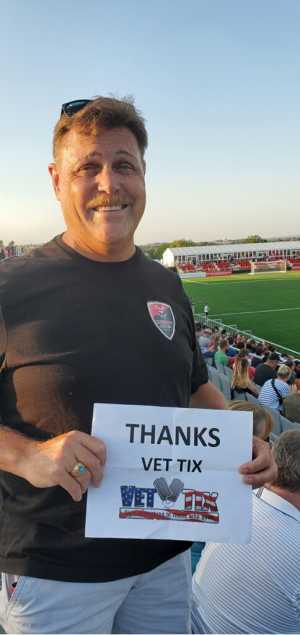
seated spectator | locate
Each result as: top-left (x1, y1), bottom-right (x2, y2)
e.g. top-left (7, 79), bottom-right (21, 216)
top-left (258, 364), bottom-right (294, 413)
top-left (254, 352), bottom-right (280, 387)
top-left (282, 379), bottom-right (300, 423)
top-left (231, 351), bottom-right (259, 398)
top-left (226, 336), bottom-right (238, 357)
top-left (235, 341), bottom-right (246, 351)
top-left (198, 328), bottom-right (213, 360)
top-left (246, 339), bottom-right (257, 354)
top-left (228, 400), bottom-right (273, 440)
top-left (294, 360), bottom-right (300, 379)
top-left (251, 343), bottom-right (264, 368)
top-left (214, 338), bottom-right (229, 368)
top-left (285, 359), bottom-right (297, 386)
top-left (192, 430), bottom-right (300, 634)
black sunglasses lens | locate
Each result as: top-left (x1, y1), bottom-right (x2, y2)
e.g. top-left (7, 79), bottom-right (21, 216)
top-left (61, 99), bottom-right (91, 116)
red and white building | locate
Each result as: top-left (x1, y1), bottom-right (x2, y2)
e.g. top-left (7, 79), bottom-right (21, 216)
top-left (162, 241), bottom-right (300, 275)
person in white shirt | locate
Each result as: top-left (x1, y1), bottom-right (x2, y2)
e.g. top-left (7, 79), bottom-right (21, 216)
top-left (258, 363), bottom-right (294, 412)
top-left (192, 430), bottom-right (300, 634)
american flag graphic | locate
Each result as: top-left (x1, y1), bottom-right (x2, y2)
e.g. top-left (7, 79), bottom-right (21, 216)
top-left (119, 488), bottom-right (219, 524)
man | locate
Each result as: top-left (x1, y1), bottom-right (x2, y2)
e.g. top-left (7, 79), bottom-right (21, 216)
top-left (214, 338), bottom-right (229, 369)
top-left (258, 364), bottom-right (293, 412)
top-left (203, 304), bottom-right (209, 323)
top-left (254, 351), bottom-right (280, 387)
top-left (294, 360), bottom-right (300, 379)
top-left (250, 342), bottom-right (264, 368)
top-left (192, 430), bottom-right (300, 633)
top-left (282, 379), bottom-right (300, 422)
top-left (285, 359), bottom-right (297, 386)
top-left (0, 96), bottom-right (275, 634)
top-left (198, 328), bottom-right (213, 359)
top-left (226, 336), bottom-right (239, 358)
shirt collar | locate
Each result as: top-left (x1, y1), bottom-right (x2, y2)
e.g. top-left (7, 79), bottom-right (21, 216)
top-left (253, 487), bottom-right (300, 522)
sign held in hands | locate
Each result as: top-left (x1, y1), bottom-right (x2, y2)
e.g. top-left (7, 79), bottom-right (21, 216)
top-left (85, 404), bottom-right (253, 543)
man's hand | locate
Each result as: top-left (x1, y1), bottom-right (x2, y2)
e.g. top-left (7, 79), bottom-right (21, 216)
top-left (239, 436), bottom-right (277, 487)
top-left (19, 430), bottom-right (106, 502)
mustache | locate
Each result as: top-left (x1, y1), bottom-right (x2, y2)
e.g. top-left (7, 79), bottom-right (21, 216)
top-left (87, 195), bottom-right (129, 208)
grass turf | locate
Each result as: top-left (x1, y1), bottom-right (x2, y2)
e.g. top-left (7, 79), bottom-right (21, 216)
top-left (182, 270), bottom-right (300, 356)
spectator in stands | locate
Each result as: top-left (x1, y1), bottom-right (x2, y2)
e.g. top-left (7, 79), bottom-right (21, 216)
top-left (236, 334), bottom-right (248, 348)
top-left (226, 335), bottom-right (238, 357)
top-left (198, 328), bottom-right (214, 361)
top-left (285, 359), bottom-right (297, 386)
top-left (231, 351), bottom-right (259, 398)
top-left (246, 339), bottom-right (257, 354)
top-left (282, 379), bottom-right (300, 423)
top-left (192, 430), bottom-right (300, 634)
top-left (294, 360), bottom-right (300, 379)
top-left (208, 333), bottom-right (219, 355)
top-left (251, 343), bottom-right (264, 368)
top-left (254, 351), bottom-right (280, 387)
top-left (259, 364), bottom-right (295, 413)
top-left (228, 401), bottom-right (273, 440)
top-left (235, 340), bottom-right (246, 352)
top-left (214, 338), bottom-right (229, 368)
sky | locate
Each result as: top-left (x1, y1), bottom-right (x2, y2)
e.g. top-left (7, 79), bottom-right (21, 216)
top-left (0, 0), bottom-right (299, 246)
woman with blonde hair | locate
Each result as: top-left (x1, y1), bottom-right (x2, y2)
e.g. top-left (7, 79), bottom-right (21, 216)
top-left (231, 350), bottom-right (259, 398)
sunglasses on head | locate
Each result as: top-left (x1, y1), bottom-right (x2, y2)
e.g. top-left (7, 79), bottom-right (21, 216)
top-left (60, 99), bottom-right (92, 117)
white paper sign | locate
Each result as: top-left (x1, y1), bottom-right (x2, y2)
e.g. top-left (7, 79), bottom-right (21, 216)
top-left (86, 404), bottom-right (253, 543)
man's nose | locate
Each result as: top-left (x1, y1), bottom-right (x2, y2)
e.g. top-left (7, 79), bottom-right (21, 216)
top-left (96, 166), bottom-right (120, 193)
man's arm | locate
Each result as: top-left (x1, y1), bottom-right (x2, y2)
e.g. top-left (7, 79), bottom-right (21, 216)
top-left (190, 381), bottom-right (277, 487)
top-left (190, 380), bottom-right (227, 409)
top-left (0, 425), bottom-right (106, 501)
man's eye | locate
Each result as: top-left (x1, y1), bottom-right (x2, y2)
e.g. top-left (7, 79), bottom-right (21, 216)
top-left (78, 164), bottom-right (99, 173)
top-left (116, 162), bottom-right (135, 172)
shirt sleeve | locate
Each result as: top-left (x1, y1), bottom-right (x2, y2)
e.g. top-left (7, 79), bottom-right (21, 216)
top-left (191, 343), bottom-right (209, 393)
top-left (176, 277), bottom-right (208, 393)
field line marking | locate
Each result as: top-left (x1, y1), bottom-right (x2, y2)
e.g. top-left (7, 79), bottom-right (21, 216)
top-left (183, 277), bottom-right (300, 286)
top-left (210, 307), bottom-right (300, 318)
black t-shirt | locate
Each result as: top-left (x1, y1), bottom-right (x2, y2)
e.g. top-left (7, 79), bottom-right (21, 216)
top-left (254, 363), bottom-right (276, 387)
top-left (0, 236), bottom-right (208, 582)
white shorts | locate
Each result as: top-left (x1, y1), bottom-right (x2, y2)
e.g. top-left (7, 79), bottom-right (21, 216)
top-left (0, 550), bottom-right (192, 634)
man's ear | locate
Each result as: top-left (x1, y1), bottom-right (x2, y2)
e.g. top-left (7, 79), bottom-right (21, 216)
top-left (48, 163), bottom-right (61, 200)
top-left (142, 159), bottom-right (146, 176)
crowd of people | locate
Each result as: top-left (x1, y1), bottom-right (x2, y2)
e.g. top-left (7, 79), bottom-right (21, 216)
top-left (196, 323), bottom-right (300, 422)
top-left (193, 324), bottom-right (300, 633)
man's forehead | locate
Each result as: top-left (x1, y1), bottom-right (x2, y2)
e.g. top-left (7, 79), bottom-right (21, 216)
top-left (60, 127), bottom-right (141, 161)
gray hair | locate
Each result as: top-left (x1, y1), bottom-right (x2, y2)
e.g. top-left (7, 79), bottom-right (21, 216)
top-left (272, 430), bottom-right (300, 492)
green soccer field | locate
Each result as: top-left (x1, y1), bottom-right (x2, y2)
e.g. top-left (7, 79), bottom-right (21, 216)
top-left (182, 271), bottom-right (300, 356)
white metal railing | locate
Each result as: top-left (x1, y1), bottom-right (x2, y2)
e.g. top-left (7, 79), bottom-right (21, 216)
top-left (194, 313), bottom-right (300, 358)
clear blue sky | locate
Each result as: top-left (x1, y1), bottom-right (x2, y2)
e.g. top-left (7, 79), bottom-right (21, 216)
top-left (1, 0), bottom-right (300, 245)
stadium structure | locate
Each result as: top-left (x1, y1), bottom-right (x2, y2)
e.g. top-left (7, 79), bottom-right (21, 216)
top-left (162, 241), bottom-right (300, 276)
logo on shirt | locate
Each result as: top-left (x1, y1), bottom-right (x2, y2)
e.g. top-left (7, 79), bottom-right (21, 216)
top-left (119, 478), bottom-right (219, 523)
top-left (147, 302), bottom-right (175, 340)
